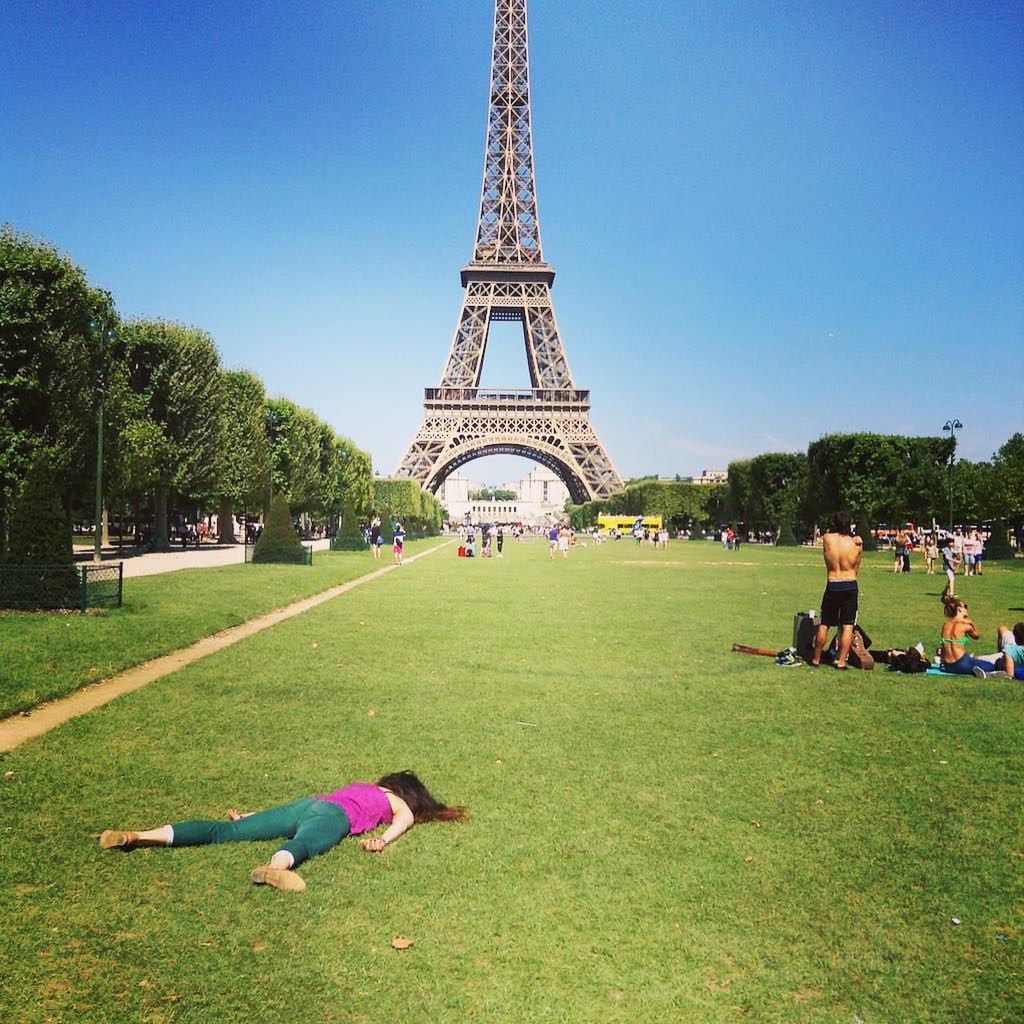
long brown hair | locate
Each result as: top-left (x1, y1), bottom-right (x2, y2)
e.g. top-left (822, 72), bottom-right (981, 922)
top-left (377, 771), bottom-right (467, 823)
top-left (941, 594), bottom-right (963, 618)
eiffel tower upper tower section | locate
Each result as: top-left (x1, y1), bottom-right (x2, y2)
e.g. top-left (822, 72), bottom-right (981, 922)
top-left (467, 0), bottom-right (551, 277)
top-left (440, 0), bottom-right (576, 394)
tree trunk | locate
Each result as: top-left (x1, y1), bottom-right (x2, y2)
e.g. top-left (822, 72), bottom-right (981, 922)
top-left (218, 496), bottom-right (237, 543)
top-left (153, 484), bottom-right (170, 551)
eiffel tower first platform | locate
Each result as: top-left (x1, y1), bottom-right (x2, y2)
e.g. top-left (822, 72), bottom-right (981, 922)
top-left (395, 0), bottom-right (623, 504)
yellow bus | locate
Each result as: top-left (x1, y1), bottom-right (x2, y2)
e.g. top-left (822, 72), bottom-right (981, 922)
top-left (597, 514), bottom-right (663, 537)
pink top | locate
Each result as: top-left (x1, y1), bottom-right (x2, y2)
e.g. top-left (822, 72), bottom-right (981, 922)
top-left (316, 782), bottom-right (393, 835)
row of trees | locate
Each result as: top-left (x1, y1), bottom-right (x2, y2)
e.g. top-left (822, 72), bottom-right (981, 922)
top-left (568, 431), bottom-right (1023, 552)
top-left (469, 486), bottom-right (517, 502)
top-left (568, 478), bottom-right (727, 533)
top-left (0, 224), bottom-right (421, 555)
top-left (725, 432), bottom-right (1023, 549)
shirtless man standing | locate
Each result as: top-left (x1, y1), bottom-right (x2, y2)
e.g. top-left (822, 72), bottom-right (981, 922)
top-left (810, 511), bottom-right (863, 670)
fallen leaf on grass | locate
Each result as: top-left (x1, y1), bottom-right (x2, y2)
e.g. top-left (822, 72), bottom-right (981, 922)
top-left (391, 936), bottom-right (413, 950)
top-left (750, 820), bottom-right (761, 828)
top-left (311, 642), bottom-right (319, 650)
top-left (252, 942), bottom-right (266, 952)
top-left (367, 709), bottom-right (376, 718)
top-left (744, 855), bottom-right (753, 863)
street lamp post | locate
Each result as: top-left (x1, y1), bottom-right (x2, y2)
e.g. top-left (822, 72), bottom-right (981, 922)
top-left (90, 320), bottom-right (116, 564)
top-left (942, 418), bottom-right (963, 532)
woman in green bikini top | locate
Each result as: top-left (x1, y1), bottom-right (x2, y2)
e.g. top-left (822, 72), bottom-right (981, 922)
top-left (939, 593), bottom-right (979, 665)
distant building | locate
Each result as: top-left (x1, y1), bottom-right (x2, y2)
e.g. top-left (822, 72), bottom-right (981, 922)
top-left (435, 465), bottom-right (570, 526)
top-left (670, 469), bottom-right (728, 485)
top-left (694, 469), bottom-right (727, 485)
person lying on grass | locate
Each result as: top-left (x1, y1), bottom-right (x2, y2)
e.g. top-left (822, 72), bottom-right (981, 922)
top-left (938, 595), bottom-right (1011, 679)
top-left (995, 622), bottom-right (1024, 680)
top-left (99, 771), bottom-right (466, 893)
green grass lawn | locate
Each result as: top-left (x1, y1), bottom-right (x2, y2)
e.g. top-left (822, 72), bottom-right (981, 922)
top-left (1, 539), bottom-right (1021, 1023)
top-left (0, 540), bottom-right (444, 718)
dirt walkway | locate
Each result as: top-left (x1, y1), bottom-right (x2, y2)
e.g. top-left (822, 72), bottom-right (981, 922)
top-left (0, 542), bottom-right (450, 753)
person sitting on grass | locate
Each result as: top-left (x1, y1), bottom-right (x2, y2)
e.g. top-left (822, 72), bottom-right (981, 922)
top-left (99, 771), bottom-right (466, 893)
top-left (937, 596), bottom-right (1009, 678)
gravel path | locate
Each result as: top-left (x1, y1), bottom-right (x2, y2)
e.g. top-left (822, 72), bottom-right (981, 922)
top-left (76, 538), bottom-right (333, 578)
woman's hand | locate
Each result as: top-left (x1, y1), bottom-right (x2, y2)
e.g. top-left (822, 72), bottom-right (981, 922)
top-left (226, 808), bottom-right (254, 821)
top-left (360, 836), bottom-right (388, 853)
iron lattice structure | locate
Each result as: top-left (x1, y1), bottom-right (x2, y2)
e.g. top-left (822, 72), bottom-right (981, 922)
top-left (395, 0), bottom-right (622, 504)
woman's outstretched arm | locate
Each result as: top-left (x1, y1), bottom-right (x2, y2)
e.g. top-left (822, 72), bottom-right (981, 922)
top-left (360, 799), bottom-right (415, 852)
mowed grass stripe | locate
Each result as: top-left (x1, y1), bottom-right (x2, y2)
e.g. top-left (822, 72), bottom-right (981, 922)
top-left (1, 540), bottom-right (1020, 1023)
top-left (0, 538), bottom-right (449, 719)
top-left (0, 541), bottom-right (451, 752)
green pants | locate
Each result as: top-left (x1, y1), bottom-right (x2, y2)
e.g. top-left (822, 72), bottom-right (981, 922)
top-left (171, 797), bottom-right (350, 867)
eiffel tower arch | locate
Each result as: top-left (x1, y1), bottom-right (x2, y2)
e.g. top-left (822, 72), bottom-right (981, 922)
top-left (395, 0), bottom-right (622, 504)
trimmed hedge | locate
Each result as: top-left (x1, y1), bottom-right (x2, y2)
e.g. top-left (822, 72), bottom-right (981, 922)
top-left (251, 493), bottom-right (307, 564)
top-left (2, 452), bottom-right (79, 609)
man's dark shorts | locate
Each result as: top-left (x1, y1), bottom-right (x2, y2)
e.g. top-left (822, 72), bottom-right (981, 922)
top-left (820, 580), bottom-right (858, 627)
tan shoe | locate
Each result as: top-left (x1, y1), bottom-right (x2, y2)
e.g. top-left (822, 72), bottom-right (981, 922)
top-left (250, 866), bottom-right (306, 892)
top-left (99, 829), bottom-right (139, 850)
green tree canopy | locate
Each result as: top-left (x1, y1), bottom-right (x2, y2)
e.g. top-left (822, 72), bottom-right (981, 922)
top-left (807, 433), bottom-right (953, 540)
top-left (0, 225), bottom-right (115, 541)
top-left (748, 452), bottom-right (808, 543)
top-left (725, 460), bottom-right (753, 527)
top-left (470, 487), bottom-right (517, 501)
top-left (214, 369), bottom-right (270, 541)
top-left (264, 398), bottom-right (321, 514)
top-left (116, 319), bottom-right (225, 548)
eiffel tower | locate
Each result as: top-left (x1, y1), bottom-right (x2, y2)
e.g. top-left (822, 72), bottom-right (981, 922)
top-left (395, 0), bottom-right (622, 504)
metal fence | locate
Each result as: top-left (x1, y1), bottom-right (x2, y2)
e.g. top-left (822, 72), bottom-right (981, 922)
top-left (0, 562), bottom-right (123, 612)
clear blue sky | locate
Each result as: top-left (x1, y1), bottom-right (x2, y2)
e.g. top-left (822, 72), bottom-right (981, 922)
top-left (3, 1), bottom-right (1021, 485)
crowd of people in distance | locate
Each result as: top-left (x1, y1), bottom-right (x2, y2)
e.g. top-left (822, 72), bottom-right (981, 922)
top-left (455, 521), bottom-right (518, 558)
top-left (888, 526), bottom-right (987, 577)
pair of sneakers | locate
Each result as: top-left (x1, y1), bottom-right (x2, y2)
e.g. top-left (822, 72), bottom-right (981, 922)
top-left (971, 665), bottom-right (1007, 680)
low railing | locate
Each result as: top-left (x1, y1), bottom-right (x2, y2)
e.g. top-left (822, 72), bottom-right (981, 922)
top-left (0, 562), bottom-right (123, 612)
top-left (244, 542), bottom-right (313, 565)
top-left (424, 387), bottom-right (590, 405)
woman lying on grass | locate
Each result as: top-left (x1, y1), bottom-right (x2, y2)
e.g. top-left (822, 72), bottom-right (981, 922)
top-left (938, 595), bottom-right (1010, 679)
top-left (99, 771), bottom-right (466, 892)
